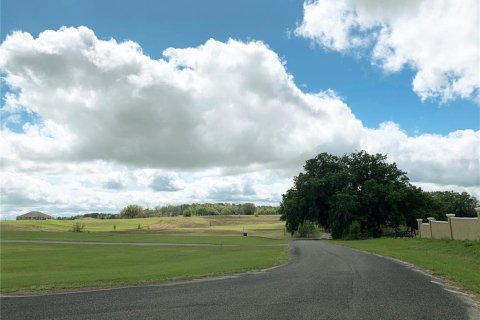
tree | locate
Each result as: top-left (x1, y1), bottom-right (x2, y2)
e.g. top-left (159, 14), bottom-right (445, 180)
top-left (119, 204), bottom-right (145, 218)
top-left (280, 151), bottom-right (425, 238)
top-left (424, 191), bottom-right (478, 220)
top-left (241, 203), bottom-right (256, 215)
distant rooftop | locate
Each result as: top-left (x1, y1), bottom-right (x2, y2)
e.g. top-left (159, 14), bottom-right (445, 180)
top-left (16, 211), bottom-right (53, 220)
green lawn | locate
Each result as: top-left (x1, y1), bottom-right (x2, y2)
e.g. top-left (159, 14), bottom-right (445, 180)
top-left (332, 238), bottom-right (480, 295)
top-left (0, 241), bottom-right (288, 293)
top-left (0, 230), bottom-right (286, 245)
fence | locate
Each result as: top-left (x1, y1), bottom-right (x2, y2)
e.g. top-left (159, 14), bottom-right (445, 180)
top-left (417, 212), bottom-right (480, 241)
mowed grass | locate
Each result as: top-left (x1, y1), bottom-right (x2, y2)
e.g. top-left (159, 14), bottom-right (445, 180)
top-left (0, 215), bottom-right (289, 293)
top-left (0, 231), bottom-right (285, 245)
top-left (0, 242), bottom-right (288, 293)
top-left (332, 238), bottom-right (480, 295)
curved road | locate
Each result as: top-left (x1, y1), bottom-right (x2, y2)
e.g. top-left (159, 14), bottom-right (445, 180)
top-left (1, 240), bottom-right (477, 319)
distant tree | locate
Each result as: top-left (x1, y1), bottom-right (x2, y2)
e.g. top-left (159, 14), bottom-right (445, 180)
top-left (241, 203), bottom-right (256, 215)
top-left (182, 207), bottom-right (194, 217)
top-left (119, 204), bottom-right (145, 219)
top-left (424, 191), bottom-right (478, 220)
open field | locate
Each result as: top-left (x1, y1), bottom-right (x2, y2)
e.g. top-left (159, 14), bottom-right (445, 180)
top-left (0, 215), bottom-right (289, 293)
top-left (332, 238), bottom-right (480, 295)
top-left (1, 215), bottom-right (287, 238)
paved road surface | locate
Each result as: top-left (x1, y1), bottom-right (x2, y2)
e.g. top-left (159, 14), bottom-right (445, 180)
top-left (1, 240), bottom-right (477, 320)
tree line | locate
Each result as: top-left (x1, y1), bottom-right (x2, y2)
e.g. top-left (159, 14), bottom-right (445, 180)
top-left (59, 203), bottom-right (279, 220)
top-left (279, 151), bottom-right (478, 239)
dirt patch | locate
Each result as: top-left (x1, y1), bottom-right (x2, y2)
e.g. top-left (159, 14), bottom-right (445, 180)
top-left (148, 222), bottom-right (179, 230)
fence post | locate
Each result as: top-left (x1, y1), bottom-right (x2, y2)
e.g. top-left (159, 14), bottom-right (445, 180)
top-left (446, 214), bottom-right (455, 240)
top-left (416, 219), bottom-right (423, 238)
top-left (427, 217), bottom-right (435, 238)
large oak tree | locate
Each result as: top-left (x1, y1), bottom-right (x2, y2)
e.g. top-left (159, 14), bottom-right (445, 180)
top-left (280, 151), bottom-right (425, 238)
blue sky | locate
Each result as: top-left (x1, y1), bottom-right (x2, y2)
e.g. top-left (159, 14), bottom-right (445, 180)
top-left (0, 0), bottom-right (478, 217)
top-left (2, 0), bottom-right (478, 135)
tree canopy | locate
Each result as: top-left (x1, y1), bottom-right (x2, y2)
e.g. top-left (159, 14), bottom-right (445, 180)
top-left (279, 151), bottom-right (426, 239)
top-left (422, 191), bottom-right (478, 220)
top-left (119, 204), bottom-right (145, 218)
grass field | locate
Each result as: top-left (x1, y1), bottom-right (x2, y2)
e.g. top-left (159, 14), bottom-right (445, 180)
top-left (0, 231), bottom-right (285, 245)
top-left (0, 215), bottom-right (287, 238)
top-left (332, 238), bottom-right (480, 296)
top-left (1, 242), bottom-right (288, 293)
top-left (0, 215), bottom-right (289, 293)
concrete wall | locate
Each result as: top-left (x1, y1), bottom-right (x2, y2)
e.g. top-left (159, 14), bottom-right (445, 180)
top-left (419, 223), bottom-right (431, 238)
top-left (450, 218), bottom-right (480, 241)
top-left (430, 221), bottom-right (451, 240)
top-left (417, 215), bottom-right (480, 241)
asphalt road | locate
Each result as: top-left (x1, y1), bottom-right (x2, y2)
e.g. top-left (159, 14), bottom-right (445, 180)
top-left (1, 240), bottom-right (477, 320)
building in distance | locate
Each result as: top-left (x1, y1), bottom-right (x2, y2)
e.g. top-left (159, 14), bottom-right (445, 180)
top-left (16, 211), bottom-right (53, 220)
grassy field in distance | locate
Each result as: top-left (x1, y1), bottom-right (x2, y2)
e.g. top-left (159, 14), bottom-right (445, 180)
top-left (331, 238), bottom-right (480, 296)
top-left (0, 215), bottom-right (289, 293)
top-left (0, 215), bottom-right (287, 238)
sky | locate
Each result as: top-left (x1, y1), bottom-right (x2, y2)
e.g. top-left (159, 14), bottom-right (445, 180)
top-left (0, 0), bottom-right (479, 218)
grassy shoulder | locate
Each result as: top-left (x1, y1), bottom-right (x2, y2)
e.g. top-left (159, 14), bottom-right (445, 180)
top-left (331, 238), bottom-right (480, 295)
top-left (0, 241), bottom-right (289, 293)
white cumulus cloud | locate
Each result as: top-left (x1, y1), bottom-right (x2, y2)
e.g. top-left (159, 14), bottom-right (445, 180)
top-left (295, 0), bottom-right (480, 102)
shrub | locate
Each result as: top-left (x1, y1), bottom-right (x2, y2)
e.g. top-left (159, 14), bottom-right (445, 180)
top-left (183, 211), bottom-right (192, 217)
top-left (296, 220), bottom-right (316, 238)
top-left (346, 221), bottom-right (362, 240)
top-left (70, 222), bottom-right (85, 232)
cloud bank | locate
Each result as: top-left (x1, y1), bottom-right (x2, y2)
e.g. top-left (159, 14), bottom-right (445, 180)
top-left (295, 0), bottom-right (480, 102)
top-left (0, 26), bottom-right (478, 217)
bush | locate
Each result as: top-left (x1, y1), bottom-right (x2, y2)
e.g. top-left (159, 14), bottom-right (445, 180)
top-left (346, 221), bottom-right (362, 240)
top-left (296, 220), bottom-right (316, 238)
top-left (183, 211), bottom-right (192, 217)
top-left (70, 222), bottom-right (85, 232)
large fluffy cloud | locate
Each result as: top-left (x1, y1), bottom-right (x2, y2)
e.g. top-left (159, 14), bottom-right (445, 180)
top-left (0, 26), bottom-right (478, 218)
top-left (0, 26), bottom-right (363, 169)
top-left (295, 0), bottom-right (480, 102)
